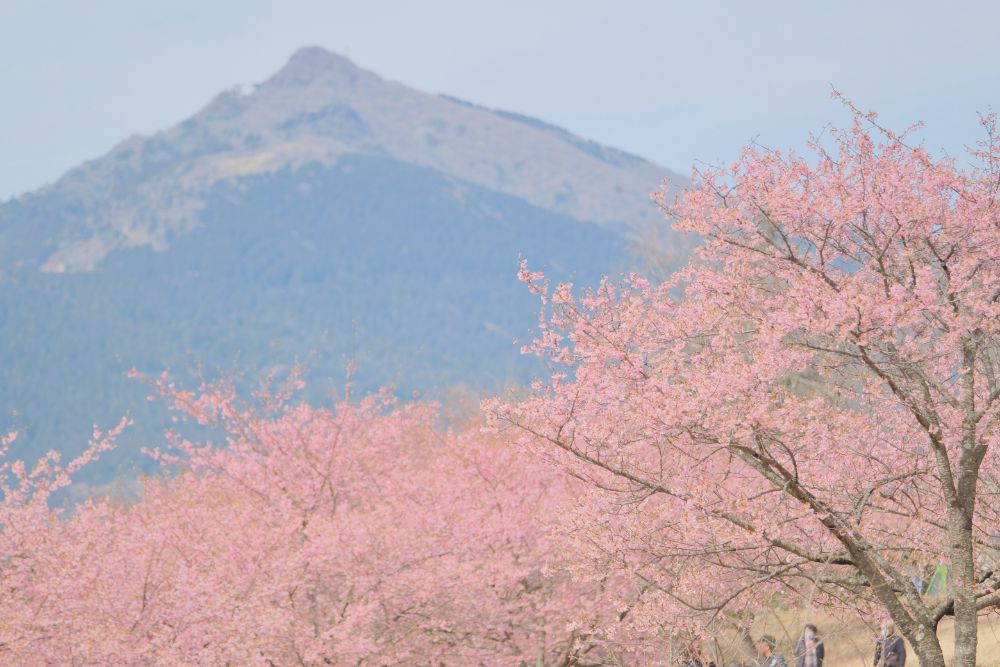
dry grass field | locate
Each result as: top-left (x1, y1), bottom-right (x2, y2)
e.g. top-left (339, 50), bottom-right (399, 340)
top-left (703, 612), bottom-right (1000, 666)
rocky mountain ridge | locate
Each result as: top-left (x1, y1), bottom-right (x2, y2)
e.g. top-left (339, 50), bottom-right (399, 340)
top-left (2, 46), bottom-right (679, 273)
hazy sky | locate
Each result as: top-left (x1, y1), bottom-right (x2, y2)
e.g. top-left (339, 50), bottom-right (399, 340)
top-left (2, 0), bottom-right (999, 199)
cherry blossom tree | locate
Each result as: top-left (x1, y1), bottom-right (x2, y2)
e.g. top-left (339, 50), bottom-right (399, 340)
top-left (489, 109), bottom-right (1000, 667)
top-left (0, 421), bottom-right (128, 659)
top-left (0, 374), bottom-right (647, 665)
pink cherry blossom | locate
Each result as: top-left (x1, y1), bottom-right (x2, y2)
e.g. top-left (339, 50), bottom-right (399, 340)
top-left (490, 110), bottom-right (1000, 667)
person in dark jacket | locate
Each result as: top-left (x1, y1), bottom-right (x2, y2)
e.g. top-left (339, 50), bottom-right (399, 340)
top-left (794, 623), bottom-right (825, 667)
top-left (873, 621), bottom-right (906, 667)
top-left (756, 635), bottom-right (788, 667)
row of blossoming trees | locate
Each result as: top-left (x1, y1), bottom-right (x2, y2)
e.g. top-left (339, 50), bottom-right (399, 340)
top-left (0, 379), bottom-right (640, 665)
top-left (4, 110), bottom-right (1000, 665)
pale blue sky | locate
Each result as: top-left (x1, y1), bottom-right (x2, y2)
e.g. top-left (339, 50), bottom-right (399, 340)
top-left (2, 0), bottom-right (999, 199)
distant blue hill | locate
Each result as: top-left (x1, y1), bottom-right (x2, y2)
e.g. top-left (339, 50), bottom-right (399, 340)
top-left (0, 48), bottom-right (688, 485)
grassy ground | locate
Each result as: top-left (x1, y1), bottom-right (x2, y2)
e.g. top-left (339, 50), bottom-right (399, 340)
top-left (706, 612), bottom-right (1000, 666)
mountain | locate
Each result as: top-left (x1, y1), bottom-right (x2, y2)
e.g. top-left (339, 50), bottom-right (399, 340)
top-left (0, 47), bottom-right (688, 484)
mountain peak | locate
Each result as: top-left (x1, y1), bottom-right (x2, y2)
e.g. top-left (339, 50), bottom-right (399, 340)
top-left (1, 47), bottom-right (685, 273)
top-left (269, 46), bottom-right (368, 87)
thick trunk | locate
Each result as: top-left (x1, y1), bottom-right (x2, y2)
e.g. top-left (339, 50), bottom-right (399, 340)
top-left (949, 508), bottom-right (979, 667)
top-left (951, 417), bottom-right (984, 667)
top-left (950, 339), bottom-right (985, 667)
top-left (910, 628), bottom-right (947, 667)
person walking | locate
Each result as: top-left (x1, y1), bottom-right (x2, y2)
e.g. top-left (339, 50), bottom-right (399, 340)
top-left (756, 635), bottom-right (788, 667)
top-left (794, 624), bottom-right (824, 667)
top-left (873, 621), bottom-right (906, 667)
